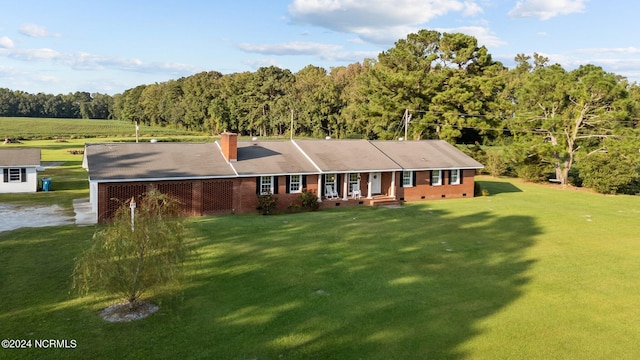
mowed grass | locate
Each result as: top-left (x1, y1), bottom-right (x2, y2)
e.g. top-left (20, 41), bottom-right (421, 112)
top-left (0, 117), bottom-right (202, 139)
top-left (2, 174), bottom-right (640, 359)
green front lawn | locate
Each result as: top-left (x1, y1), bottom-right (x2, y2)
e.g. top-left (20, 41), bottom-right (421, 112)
top-left (1, 177), bottom-right (640, 359)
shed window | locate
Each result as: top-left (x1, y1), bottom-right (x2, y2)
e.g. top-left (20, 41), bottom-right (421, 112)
top-left (4, 168), bottom-right (25, 183)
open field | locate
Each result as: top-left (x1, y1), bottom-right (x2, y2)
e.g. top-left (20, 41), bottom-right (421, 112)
top-left (0, 117), bottom-right (204, 140)
top-left (1, 163), bottom-right (640, 359)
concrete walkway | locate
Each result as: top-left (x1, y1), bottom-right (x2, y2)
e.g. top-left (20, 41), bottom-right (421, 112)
top-left (73, 198), bottom-right (97, 226)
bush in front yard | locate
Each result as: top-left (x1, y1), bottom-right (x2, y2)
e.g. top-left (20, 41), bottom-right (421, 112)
top-left (298, 189), bottom-right (319, 211)
top-left (257, 192), bottom-right (278, 215)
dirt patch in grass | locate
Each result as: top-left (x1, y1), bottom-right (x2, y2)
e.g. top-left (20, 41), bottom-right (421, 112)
top-left (100, 301), bottom-right (159, 323)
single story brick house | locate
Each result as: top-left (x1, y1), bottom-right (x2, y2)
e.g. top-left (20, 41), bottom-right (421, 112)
top-left (83, 133), bottom-right (483, 222)
top-left (0, 148), bottom-right (41, 193)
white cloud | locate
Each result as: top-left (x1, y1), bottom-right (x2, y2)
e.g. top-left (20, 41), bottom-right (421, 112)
top-left (236, 40), bottom-right (379, 65)
top-left (7, 48), bottom-right (63, 61)
top-left (288, 0), bottom-right (483, 44)
top-left (463, 1), bottom-right (484, 16)
top-left (345, 25), bottom-right (417, 44)
top-left (508, 0), bottom-right (587, 20)
top-left (0, 46), bottom-right (197, 75)
top-left (237, 41), bottom-right (343, 56)
top-left (19, 23), bottom-right (59, 37)
top-left (574, 47), bottom-right (640, 55)
top-left (0, 36), bottom-right (14, 49)
top-left (242, 58), bottom-right (282, 70)
top-left (0, 65), bottom-right (62, 89)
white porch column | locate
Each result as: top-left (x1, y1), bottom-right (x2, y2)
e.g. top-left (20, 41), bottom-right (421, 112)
top-left (342, 174), bottom-right (348, 201)
top-left (367, 172), bottom-right (373, 199)
top-left (317, 174), bottom-right (322, 202)
top-left (391, 171), bottom-right (396, 199)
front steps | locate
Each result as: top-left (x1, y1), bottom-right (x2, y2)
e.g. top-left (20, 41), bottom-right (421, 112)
top-left (369, 196), bottom-right (401, 207)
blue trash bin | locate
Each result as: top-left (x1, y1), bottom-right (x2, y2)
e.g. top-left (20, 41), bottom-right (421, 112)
top-left (42, 177), bottom-right (51, 192)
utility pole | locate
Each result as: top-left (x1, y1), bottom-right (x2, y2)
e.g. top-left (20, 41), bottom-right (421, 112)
top-left (403, 109), bottom-right (412, 140)
top-left (290, 109), bottom-right (294, 140)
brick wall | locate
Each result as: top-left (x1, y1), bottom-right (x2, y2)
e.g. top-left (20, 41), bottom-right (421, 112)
top-left (96, 171), bottom-right (477, 221)
top-left (97, 178), bottom-right (238, 222)
top-left (397, 169), bottom-right (475, 202)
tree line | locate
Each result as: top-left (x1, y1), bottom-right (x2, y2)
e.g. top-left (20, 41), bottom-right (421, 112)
top-left (0, 89), bottom-right (113, 119)
top-left (4, 29), bottom-right (640, 194)
top-left (111, 30), bottom-right (640, 194)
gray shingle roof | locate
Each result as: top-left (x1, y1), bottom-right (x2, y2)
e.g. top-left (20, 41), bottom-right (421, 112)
top-left (371, 140), bottom-right (484, 170)
top-left (84, 142), bottom-right (235, 181)
top-left (229, 140), bottom-right (319, 176)
top-left (293, 139), bottom-right (401, 172)
top-left (84, 139), bottom-right (483, 182)
top-left (0, 148), bottom-right (41, 167)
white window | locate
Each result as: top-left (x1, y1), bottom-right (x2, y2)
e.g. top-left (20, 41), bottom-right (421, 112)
top-left (325, 173), bottom-right (337, 195)
top-left (402, 171), bottom-right (413, 187)
top-left (450, 169), bottom-right (460, 185)
top-left (289, 174), bottom-right (302, 193)
top-left (348, 173), bottom-right (360, 194)
top-left (260, 176), bottom-right (274, 195)
top-left (9, 168), bottom-right (22, 182)
top-left (431, 170), bottom-right (442, 186)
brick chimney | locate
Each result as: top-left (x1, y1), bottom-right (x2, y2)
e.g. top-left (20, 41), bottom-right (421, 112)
top-left (220, 132), bottom-right (238, 162)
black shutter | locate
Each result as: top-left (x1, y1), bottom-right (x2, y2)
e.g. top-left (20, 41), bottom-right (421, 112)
top-left (459, 170), bottom-right (463, 184)
top-left (447, 170), bottom-right (451, 185)
top-left (302, 175), bottom-right (307, 188)
top-left (256, 177), bottom-right (260, 195)
top-left (273, 176), bottom-right (279, 194)
top-left (320, 175), bottom-right (325, 196)
top-left (285, 175), bottom-right (290, 194)
top-left (336, 174), bottom-right (342, 196)
top-left (412, 171), bottom-right (417, 187)
top-left (3, 169), bottom-right (7, 183)
top-left (429, 171), bottom-right (432, 186)
top-left (21, 168), bottom-right (27, 182)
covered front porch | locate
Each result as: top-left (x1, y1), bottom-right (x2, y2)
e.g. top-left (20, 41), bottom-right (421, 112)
top-left (316, 171), bottom-right (401, 207)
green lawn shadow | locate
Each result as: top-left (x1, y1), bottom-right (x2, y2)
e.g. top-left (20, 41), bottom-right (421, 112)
top-left (477, 179), bottom-right (522, 196)
top-left (177, 205), bottom-right (539, 359)
top-left (0, 203), bottom-right (539, 359)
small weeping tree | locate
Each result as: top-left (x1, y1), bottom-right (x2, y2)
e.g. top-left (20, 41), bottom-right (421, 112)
top-left (73, 188), bottom-right (188, 321)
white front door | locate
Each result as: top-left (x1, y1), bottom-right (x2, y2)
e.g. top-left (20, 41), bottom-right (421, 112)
top-left (370, 172), bottom-right (382, 194)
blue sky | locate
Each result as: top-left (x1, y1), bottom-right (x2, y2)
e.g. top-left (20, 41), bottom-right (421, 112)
top-left (1, 0), bottom-right (639, 95)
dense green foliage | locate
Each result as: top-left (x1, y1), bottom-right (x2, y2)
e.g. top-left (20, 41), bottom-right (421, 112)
top-left (109, 31), bottom-right (516, 141)
top-left (298, 189), bottom-right (320, 211)
top-left (3, 28), bottom-right (640, 194)
top-left (257, 192), bottom-right (278, 215)
top-left (0, 89), bottom-right (113, 118)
